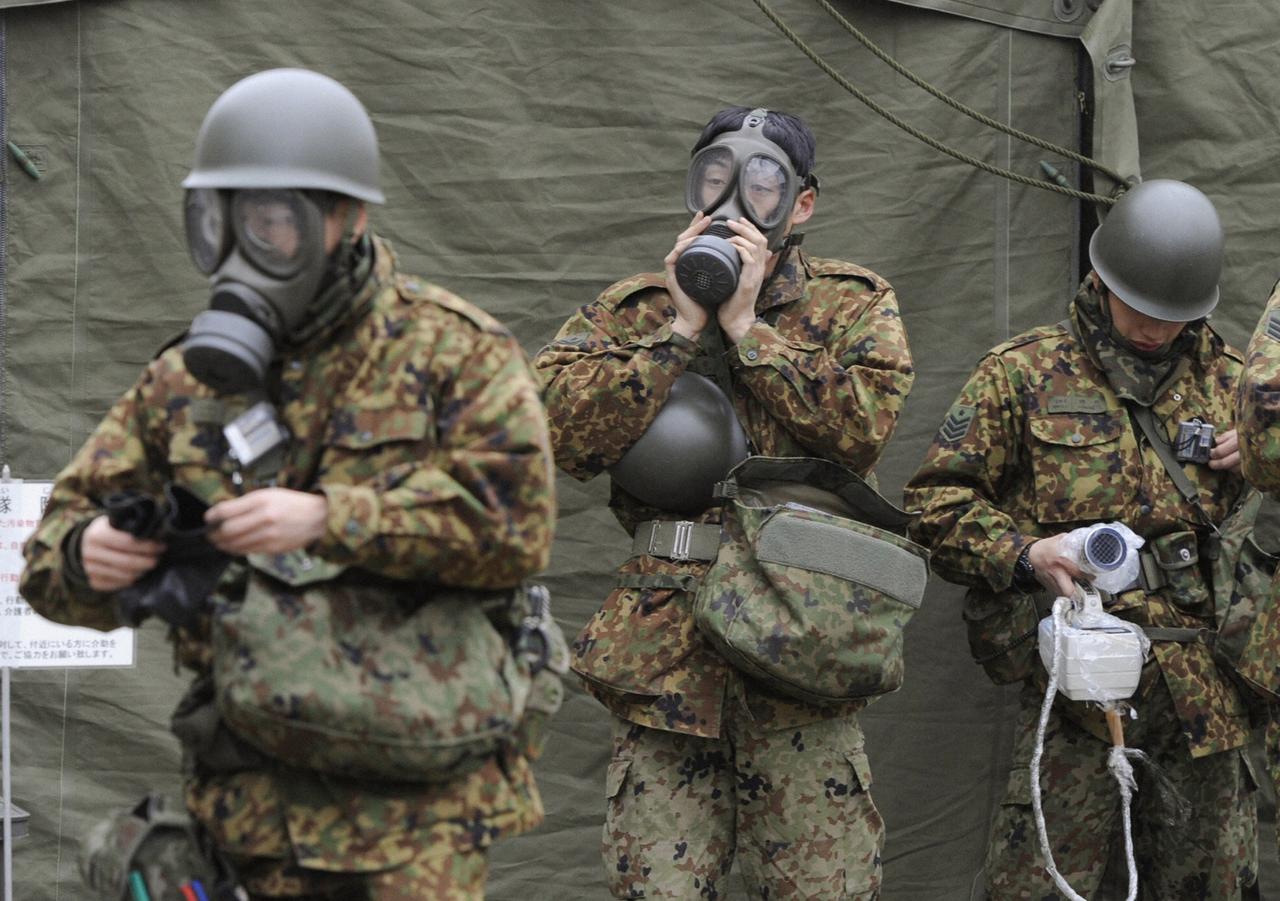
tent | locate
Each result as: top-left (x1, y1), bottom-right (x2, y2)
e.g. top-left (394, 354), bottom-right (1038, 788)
top-left (2, 0), bottom-right (1276, 897)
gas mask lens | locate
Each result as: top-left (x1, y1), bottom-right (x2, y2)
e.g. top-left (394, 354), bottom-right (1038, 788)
top-left (231, 189), bottom-right (316, 278)
top-left (184, 188), bottom-right (231, 275)
top-left (740, 155), bottom-right (787, 227)
top-left (687, 146), bottom-right (735, 213)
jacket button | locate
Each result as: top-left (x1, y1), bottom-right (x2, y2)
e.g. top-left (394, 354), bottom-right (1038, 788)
top-left (745, 350), bottom-right (758, 361)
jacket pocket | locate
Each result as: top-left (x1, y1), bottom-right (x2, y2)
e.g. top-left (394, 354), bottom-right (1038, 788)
top-left (1027, 410), bottom-right (1135, 523)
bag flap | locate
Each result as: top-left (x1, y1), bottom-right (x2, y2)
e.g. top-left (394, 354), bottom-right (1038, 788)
top-left (754, 513), bottom-right (929, 608)
top-left (724, 456), bottom-right (916, 533)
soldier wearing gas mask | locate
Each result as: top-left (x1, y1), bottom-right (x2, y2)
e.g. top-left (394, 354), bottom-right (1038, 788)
top-left (905, 180), bottom-right (1260, 898)
top-left (535, 107), bottom-right (914, 899)
top-left (20, 69), bottom-right (557, 900)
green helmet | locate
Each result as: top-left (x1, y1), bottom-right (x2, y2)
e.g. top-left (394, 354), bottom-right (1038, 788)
top-left (1088, 178), bottom-right (1223, 322)
top-left (183, 68), bottom-right (384, 203)
top-left (609, 372), bottom-right (751, 513)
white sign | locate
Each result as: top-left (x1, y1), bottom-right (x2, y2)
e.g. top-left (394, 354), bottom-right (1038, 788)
top-left (0, 480), bottom-right (134, 668)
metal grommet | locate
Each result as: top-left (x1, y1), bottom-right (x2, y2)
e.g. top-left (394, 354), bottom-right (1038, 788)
top-left (1053, 0), bottom-right (1082, 22)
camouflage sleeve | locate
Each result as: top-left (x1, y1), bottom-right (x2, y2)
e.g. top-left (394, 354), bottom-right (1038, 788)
top-left (313, 329), bottom-right (556, 589)
top-left (20, 365), bottom-right (171, 632)
top-left (533, 288), bottom-right (700, 480)
top-left (902, 353), bottom-right (1028, 593)
top-left (1238, 281), bottom-right (1280, 492)
top-left (731, 285), bottom-right (914, 473)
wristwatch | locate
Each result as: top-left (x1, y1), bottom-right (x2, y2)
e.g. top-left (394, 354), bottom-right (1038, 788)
top-left (1012, 544), bottom-right (1038, 592)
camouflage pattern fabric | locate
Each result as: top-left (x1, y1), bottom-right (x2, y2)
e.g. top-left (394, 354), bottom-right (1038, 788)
top-left (1235, 281), bottom-right (1280, 870)
top-left (984, 679), bottom-right (1258, 900)
top-left (692, 460), bottom-right (928, 705)
top-left (904, 281), bottom-right (1255, 891)
top-left (1238, 279), bottom-right (1280, 491)
top-left (602, 711), bottom-right (883, 900)
top-left (20, 236), bottom-right (556, 884)
top-left (534, 249), bottom-right (914, 738)
top-left (229, 817), bottom-right (489, 899)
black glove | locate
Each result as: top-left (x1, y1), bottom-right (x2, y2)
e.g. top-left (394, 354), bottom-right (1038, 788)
top-left (106, 484), bottom-right (231, 630)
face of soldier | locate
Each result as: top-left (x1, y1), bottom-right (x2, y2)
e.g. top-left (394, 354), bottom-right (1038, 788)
top-left (1106, 292), bottom-right (1186, 353)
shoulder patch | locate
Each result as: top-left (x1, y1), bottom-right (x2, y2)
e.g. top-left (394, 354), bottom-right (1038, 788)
top-left (598, 272), bottom-right (666, 310)
top-left (396, 274), bottom-right (507, 335)
top-left (1267, 311), bottom-right (1280, 342)
top-left (937, 404), bottom-right (977, 444)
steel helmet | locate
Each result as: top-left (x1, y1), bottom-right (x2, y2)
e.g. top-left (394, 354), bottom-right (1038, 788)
top-left (609, 372), bottom-right (751, 513)
top-left (183, 68), bottom-right (384, 203)
top-left (1088, 179), bottom-right (1223, 322)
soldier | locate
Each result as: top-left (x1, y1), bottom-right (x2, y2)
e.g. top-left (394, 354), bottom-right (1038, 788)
top-left (19, 68), bottom-right (556, 900)
top-left (904, 179), bottom-right (1259, 898)
top-left (534, 107), bottom-right (914, 899)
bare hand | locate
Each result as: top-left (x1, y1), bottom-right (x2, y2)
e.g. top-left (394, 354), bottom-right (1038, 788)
top-left (1209, 428), bottom-right (1241, 472)
top-left (81, 515), bottom-right (165, 592)
top-left (205, 488), bottom-right (328, 556)
top-left (664, 213), bottom-right (714, 340)
top-left (1027, 534), bottom-right (1086, 598)
top-left (718, 218), bottom-right (771, 343)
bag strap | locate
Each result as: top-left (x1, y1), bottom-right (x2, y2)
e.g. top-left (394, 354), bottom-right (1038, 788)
top-left (1124, 400), bottom-right (1219, 535)
top-left (694, 326), bottom-right (759, 458)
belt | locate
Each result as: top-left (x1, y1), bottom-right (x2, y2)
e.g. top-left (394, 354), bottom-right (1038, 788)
top-left (631, 520), bottom-right (721, 562)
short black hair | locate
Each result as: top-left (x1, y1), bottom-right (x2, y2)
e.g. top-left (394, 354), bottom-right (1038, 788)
top-left (691, 107), bottom-right (817, 178)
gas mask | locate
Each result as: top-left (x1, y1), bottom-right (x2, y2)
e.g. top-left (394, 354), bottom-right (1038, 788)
top-left (181, 187), bottom-right (333, 395)
top-left (674, 109), bottom-right (815, 308)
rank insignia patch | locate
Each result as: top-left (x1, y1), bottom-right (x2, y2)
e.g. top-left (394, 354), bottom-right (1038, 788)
top-left (938, 404), bottom-right (977, 444)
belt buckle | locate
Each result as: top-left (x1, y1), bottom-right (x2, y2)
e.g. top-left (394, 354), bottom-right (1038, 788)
top-left (670, 521), bottom-right (695, 561)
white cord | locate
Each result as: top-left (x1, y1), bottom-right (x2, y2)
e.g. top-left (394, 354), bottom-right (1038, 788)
top-left (1029, 596), bottom-right (1139, 901)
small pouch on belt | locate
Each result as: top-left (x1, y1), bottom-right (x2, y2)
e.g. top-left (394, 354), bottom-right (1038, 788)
top-left (631, 520), bottom-right (721, 562)
top-left (1140, 530), bottom-right (1211, 610)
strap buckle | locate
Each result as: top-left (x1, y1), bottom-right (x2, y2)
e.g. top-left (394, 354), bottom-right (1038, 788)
top-left (665, 521), bottom-right (695, 561)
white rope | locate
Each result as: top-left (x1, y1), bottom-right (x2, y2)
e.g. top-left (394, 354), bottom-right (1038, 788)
top-left (1029, 596), bottom-right (1139, 901)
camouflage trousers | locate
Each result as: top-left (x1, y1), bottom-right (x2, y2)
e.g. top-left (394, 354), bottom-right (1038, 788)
top-left (983, 678), bottom-right (1258, 900)
top-left (228, 820), bottom-right (488, 900)
top-left (603, 710), bottom-right (883, 899)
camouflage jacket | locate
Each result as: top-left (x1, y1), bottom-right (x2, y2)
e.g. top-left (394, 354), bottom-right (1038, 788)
top-left (1239, 279), bottom-right (1280, 490)
top-left (534, 249), bottom-right (914, 737)
top-left (19, 237), bottom-right (557, 871)
top-left (904, 294), bottom-right (1249, 758)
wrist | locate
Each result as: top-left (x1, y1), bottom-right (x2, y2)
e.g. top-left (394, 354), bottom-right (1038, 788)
top-left (1012, 543), bottom-right (1038, 592)
top-left (671, 315), bottom-right (703, 341)
top-left (721, 314), bottom-right (757, 344)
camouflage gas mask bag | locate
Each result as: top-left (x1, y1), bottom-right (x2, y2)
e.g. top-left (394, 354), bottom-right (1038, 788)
top-left (692, 456), bottom-right (929, 705)
top-left (211, 551), bottom-right (563, 781)
top-left (1208, 488), bottom-right (1280, 705)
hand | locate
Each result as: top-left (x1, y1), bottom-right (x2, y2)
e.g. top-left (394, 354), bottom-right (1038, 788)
top-left (1027, 534), bottom-right (1086, 598)
top-left (205, 488), bottom-right (328, 556)
top-left (664, 213), bottom-right (713, 340)
top-left (81, 515), bottom-right (165, 592)
top-left (717, 218), bottom-right (771, 343)
top-left (1209, 428), bottom-right (1241, 472)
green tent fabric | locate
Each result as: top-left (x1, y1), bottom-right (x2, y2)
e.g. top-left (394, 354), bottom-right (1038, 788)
top-left (1, 1), bottom-right (1277, 898)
